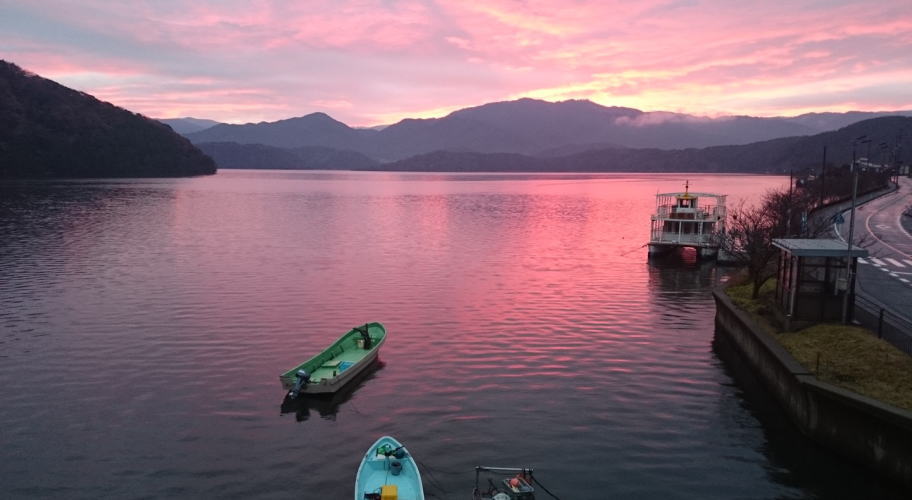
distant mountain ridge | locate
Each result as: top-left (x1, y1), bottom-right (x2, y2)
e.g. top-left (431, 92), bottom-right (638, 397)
top-left (196, 142), bottom-right (379, 171)
top-left (0, 60), bottom-right (216, 178)
top-left (158, 117), bottom-right (222, 134)
top-left (183, 98), bottom-right (912, 162)
top-left (195, 116), bottom-right (911, 174)
top-left (383, 116), bottom-right (912, 174)
top-left (188, 113), bottom-right (372, 151)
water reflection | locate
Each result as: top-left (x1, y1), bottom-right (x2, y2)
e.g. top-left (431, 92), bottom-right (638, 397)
top-left (280, 359), bottom-right (385, 422)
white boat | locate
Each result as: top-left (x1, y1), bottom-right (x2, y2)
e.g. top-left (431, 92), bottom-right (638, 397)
top-left (648, 180), bottom-right (727, 259)
top-left (355, 436), bottom-right (425, 500)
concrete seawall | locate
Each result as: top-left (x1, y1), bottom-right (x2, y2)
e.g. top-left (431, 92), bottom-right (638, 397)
top-left (713, 290), bottom-right (912, 489)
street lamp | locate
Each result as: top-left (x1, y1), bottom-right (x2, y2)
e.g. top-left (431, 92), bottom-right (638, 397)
top-left (842, 135), bottom-right (870, 324)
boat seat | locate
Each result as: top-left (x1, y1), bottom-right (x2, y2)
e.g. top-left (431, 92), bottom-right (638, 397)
top-left (322, 360), bottom-right (342, 369)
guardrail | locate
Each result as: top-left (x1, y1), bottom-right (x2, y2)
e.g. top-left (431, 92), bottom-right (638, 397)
top-left (854, 294), bottom-right (912, 355)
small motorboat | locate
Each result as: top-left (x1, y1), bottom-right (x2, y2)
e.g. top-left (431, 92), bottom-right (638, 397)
top-left (279, 322), bottom-right (386, 398)
top-left (473, 466), bottom-right (537, 500)
top-left (355, 436), bottom-right (425, 500)
top-left (280, 359), bottom-right (384, 422)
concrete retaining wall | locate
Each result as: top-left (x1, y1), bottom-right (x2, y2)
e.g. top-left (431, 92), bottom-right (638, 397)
top-left (713, 290), bottom-right (912, 489)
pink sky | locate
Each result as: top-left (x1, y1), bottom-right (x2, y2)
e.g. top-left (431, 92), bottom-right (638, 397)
top-left (2, 0), bottom-right (911, 126)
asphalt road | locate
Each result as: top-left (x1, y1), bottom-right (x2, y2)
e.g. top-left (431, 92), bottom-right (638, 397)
top-left (833, 176), bottom-right (912, 320)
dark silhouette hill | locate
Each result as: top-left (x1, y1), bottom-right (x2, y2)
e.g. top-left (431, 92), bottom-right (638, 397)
top-left (381, 151), bottom-right (544, 172)
top-left (0, 60), bottom-right (216, 178)
top-left (196, 142), bottom-right (379, 170)
top-left (158, 117), bottom-right (222, 134)
top-left (382, 116), bottom-right (912, 173)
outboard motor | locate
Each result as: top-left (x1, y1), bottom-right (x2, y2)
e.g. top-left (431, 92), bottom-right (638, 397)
top-left (289, 369), bottom-right (310, 399)
top-left (358, 325), bottom-right (372, 350)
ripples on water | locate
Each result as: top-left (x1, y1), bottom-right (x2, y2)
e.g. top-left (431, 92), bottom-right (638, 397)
top-left (0, 172), bottom-right (904, 499)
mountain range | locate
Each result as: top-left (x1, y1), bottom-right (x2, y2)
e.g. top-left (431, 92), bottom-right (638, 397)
top-left (176, 99), bottom-right (912, 163)
top-left (193, 115), bottom-right (911, 175)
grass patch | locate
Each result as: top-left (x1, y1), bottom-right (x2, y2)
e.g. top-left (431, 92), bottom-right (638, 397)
top-left (776, 324), bottom-right (912, 411)
top-left (725, 279), bottom-right (778, 333)
top-left (724, 278), bottom-right (912, 411)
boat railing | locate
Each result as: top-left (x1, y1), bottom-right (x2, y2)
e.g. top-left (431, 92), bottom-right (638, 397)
top-left (649, 233), bottom-right (716, 245)
top-left (654, 205), bottom-right (718, 219)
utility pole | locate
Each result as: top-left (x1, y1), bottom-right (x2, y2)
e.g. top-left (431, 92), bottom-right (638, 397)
top-left (842, 136), bottom-right (870, 324)
top-left (820, 145), bottom-right (827, 207)
top-left (786, 169), bottom-right (793, 236)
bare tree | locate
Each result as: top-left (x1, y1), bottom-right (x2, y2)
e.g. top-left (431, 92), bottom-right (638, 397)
top-left (721, 188), bottom-right (793, 298)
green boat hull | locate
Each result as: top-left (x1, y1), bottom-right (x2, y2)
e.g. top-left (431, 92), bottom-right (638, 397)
top-left (280, 322), bottom-right (386, 395)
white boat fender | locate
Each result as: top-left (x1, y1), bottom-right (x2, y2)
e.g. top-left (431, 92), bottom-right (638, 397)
top-left (289, 369), bottom-right (310, 399)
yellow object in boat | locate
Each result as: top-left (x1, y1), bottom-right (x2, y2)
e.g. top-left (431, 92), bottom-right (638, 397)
top-left (380, 484), bottom-right (397, 500)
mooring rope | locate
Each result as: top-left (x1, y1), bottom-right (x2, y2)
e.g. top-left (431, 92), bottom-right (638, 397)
top-left (531, 474), bottom-right (562, 500)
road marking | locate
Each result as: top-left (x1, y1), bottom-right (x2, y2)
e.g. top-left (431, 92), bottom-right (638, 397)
top-left (885, 258), bottom-right (906, 267)
top-left (904, 259), bottom-right (912, 267)
top-left (876, 223), bottom-right (890, 229)
top-left (858, 258), bottom-right (869, 265)
top-left (862, 186), bottom-right (912, 258)
top-left (890, 273), bottom-right (900, 277)
top-left (871, 257), bottom-right (886, 266)
top-left (880, 267), bottom-right (891, 272)
top-left (901, 278), bottom-right (911, 283)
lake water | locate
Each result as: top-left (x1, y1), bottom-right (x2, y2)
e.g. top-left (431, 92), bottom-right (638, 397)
top-left (0, 171), bottom-right (905, 499)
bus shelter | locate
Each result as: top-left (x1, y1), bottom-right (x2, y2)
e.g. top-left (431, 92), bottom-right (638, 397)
top-left (772, 239), bottom-right (868, 329)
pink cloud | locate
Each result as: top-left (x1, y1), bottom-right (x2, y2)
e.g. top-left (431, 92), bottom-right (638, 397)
top-left (1, 0), bottom-right (910, 124)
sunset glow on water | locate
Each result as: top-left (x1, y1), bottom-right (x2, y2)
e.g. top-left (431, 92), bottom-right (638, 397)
top-left (2, 171), bottom-right (905, 498)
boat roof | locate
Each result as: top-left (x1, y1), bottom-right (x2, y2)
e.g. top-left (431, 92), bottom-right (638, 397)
top-left (656, 192), bottom-right (726, 198)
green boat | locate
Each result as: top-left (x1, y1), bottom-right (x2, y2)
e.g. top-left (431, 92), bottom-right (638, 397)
top-left (280, 322), bottom-right (386, 398)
